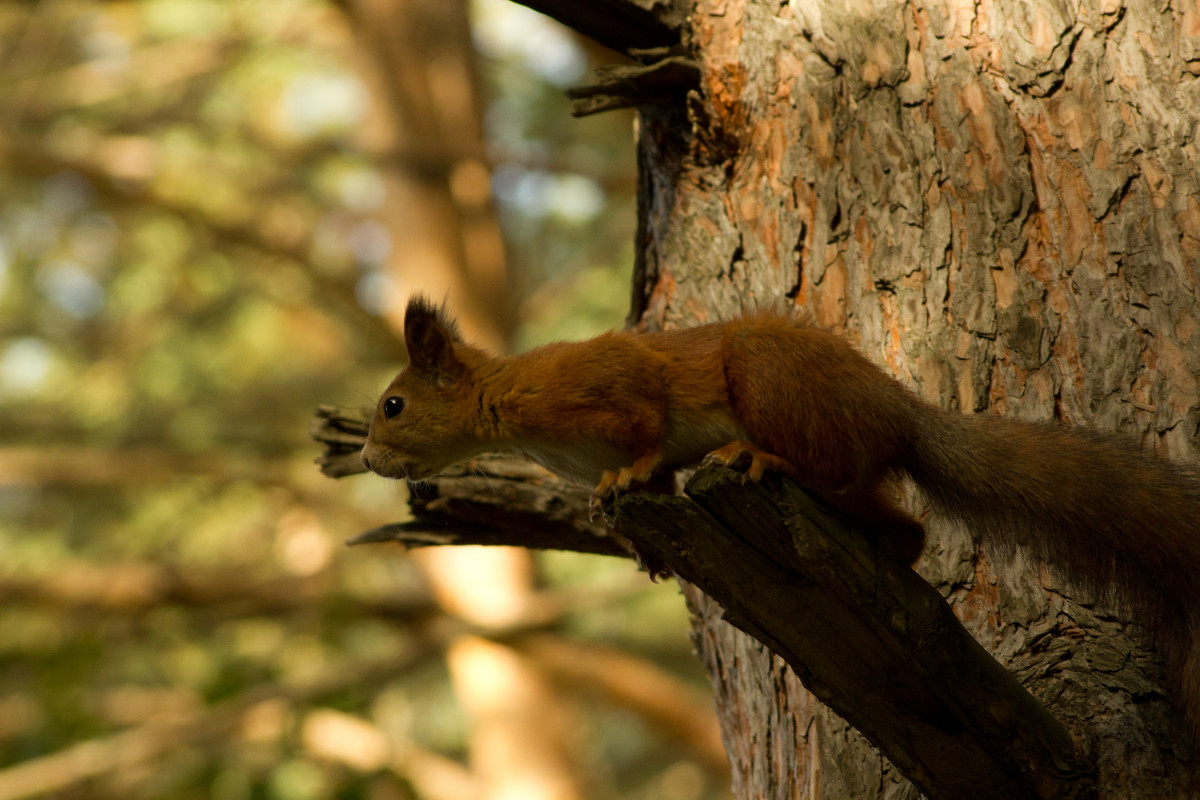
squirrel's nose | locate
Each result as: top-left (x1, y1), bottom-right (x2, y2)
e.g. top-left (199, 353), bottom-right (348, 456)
top-left (360, 450), bottom-right (371, 471)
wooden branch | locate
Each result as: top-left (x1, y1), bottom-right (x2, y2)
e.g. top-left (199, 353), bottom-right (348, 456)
top-left (509, 0), bottom-right (683, 54)
top-left (310, 403), bottom-right (1093, 796)
top-left (350, 463), bottom-right (628, 558)
top-left (567, 52), bottom-right (700, 116)
top-left (609, 468), bottom-right (1096, 800)
top-left (311, 404), bottom-right (372, 478)
top-left (311, 405), bottom-right (629, 558)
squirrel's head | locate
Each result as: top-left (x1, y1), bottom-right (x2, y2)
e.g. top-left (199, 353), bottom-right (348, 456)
top-left (361, 297), bottom-right (486, 481)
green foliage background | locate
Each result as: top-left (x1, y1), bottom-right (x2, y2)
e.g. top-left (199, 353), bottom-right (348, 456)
top-left (0, 1), bottom-right (727, 798)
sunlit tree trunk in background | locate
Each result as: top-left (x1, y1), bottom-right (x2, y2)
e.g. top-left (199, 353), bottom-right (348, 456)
top-left (625, 0), bottom-right (1200, 795)
top-left (339, 2), bottom-right (585, 798)
top-left (342, 0), bottom-right (511, 348)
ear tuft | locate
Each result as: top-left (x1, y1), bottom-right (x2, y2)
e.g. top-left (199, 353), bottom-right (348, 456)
top-left (404, 295), bottom-right (464, 380)
top-left (404, 296), bottom-right (461, 342)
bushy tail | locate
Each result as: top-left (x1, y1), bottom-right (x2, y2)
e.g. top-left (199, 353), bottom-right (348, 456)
top-left (904, 405), bottom-right (1200, 731)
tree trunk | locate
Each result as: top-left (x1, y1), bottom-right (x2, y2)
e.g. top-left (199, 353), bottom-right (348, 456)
top-left (343, 0), bottom-right (512, 349)
top-left (620, 0), bottom-right (1200, 796)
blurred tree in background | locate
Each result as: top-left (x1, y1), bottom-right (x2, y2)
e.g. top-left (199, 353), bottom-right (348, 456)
top-left (0, 1), bottom-right (728, 798)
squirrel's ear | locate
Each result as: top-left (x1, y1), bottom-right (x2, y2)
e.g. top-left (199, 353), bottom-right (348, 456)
top-left (404, 296), bottom-right (465, 382)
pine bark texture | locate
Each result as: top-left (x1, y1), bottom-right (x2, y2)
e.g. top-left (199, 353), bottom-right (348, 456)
top-left (630, 0), bottom-right (1200, 796)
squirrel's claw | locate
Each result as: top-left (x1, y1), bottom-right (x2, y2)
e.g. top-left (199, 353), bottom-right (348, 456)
top-left (587, 491), bottom-right (606, 522)
top-left (704, 441), bottom-right (801, 483)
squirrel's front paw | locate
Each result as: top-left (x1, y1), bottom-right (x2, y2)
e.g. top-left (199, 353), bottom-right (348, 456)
top-left (589, 463), bottom-right (659, 520)
top-left (589, 469), bottom-right (625, 520)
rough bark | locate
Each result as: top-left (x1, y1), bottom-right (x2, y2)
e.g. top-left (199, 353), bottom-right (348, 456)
top-left (619, 0), bottom-right (1200, 796)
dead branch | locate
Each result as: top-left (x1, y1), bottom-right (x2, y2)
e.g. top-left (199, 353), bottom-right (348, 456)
top-left (508, 0), bottom-right (683, 54)
top-left (607, 467), bottom-right (1096, 800)
top-left (312, 405), bottom-right (629, 558)
top-left (311, 402), bottom-right (1095, 797)
top-left (567, 53), bottom-right (701, 116)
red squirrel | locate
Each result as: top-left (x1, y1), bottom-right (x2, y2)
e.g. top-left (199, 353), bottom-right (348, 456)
top-left (361, 296), bottom-right (1200, 734)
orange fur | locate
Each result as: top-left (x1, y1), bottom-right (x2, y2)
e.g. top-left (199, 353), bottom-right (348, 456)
top-left (362, 296), bottom-right (1200, 737)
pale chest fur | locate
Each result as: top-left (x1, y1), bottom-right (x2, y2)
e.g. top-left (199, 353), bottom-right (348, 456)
top-left (513, 438), bottom-right (632, 485)
top-left (508, 405), bottom-right (746, 486)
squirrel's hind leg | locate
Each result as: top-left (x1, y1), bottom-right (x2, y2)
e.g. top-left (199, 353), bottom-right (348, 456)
top-left (704, 441), bottom-right (925, 566)
top-left (819, 484), bottom-right (926, 565)
top-left (703, 440), bottom-right (805, 483)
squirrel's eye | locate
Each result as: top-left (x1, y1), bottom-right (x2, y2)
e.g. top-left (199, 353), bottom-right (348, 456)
top-left (383, 397), bottom-right (405, 418)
